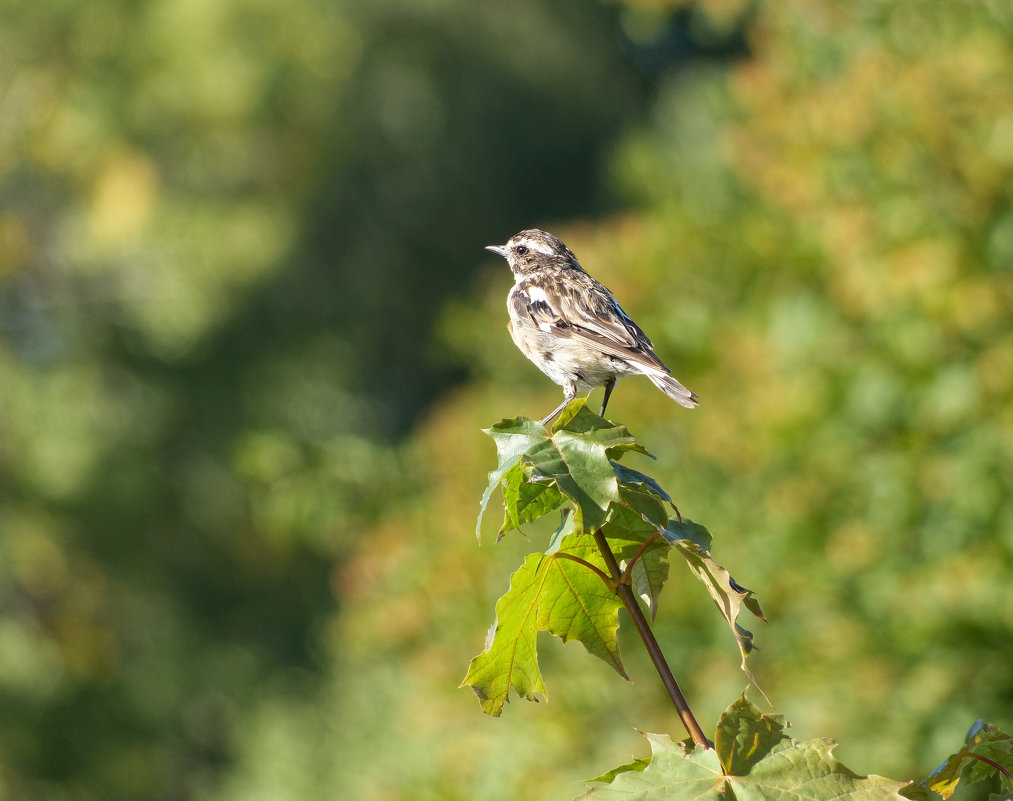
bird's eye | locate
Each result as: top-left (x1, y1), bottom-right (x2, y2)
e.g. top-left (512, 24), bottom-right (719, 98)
top-left (515, 245), bottom-right (529, 255)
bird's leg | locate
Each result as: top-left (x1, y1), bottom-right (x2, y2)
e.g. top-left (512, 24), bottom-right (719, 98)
top-left (540, 383), bottom-right (576, 427)
top-left (600, 378), bottom-right (616, 418)
top-left (539, 397), bottom-right (570, 427)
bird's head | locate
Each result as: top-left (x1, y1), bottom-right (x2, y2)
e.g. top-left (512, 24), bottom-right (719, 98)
top-left (485, 229), bottom-right (579, 276)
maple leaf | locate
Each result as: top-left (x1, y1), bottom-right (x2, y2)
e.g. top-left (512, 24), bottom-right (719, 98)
top-left (576, 695), bottom-right (910, 801)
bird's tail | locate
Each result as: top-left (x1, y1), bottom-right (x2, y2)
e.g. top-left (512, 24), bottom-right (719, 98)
top-left (645, 370), bottom-right (699, 409)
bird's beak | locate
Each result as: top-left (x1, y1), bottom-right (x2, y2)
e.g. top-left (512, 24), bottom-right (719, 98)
top-left (485, 244), bottom-right (508, 257)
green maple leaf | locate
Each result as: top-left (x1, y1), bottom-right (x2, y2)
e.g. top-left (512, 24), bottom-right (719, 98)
top-left (478, 399), bottom-right (647, 540)
top-left (477, 416), bottom-right (548, 541)
top-left (554, 402), bottom-right (652, 463)
top-left (461, 532), bottom-right (626, 716)
top-left (612, 461), bottom-right (673, 509)
top-left (714, 692), bottom-right (787, 776)
top-left (461, 552), bottom-right (548, 715)
top-left (496, 461), bottom-right (567, 540)
top-left (470, 405), bottom-right (770, 718)
top-left (576, 733), bottom-right (725, 800)
top-left (577, 694), bottom-right (910, 801)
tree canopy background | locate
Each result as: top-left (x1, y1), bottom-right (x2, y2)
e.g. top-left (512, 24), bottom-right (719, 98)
top-left (1, 0), bottom-right (1011, 799)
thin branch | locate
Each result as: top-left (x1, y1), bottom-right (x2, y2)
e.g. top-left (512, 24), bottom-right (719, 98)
top-left (593, 529), bottom-right (711, 749)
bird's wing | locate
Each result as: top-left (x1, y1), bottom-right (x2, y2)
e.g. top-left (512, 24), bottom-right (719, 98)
top-left (512, 279), bottom-right (670, 373)
top-left (556, 286), bottom-right (653, 348)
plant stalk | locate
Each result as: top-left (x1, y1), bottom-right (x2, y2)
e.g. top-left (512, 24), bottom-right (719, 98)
top-left (593, 529), bottom-right (711, 749)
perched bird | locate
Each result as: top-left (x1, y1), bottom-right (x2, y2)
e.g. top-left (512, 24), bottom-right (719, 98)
top-left (486, 228), bottom-right (698, 425)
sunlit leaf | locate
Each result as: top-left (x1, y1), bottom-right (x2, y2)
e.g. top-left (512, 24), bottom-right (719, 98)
top-left (463, 533), bottom-right (627, 716)
top-left (480, 399), bottom-right (655, 539)
top-left (539, 536), bottom-right (628, 677)
top-left (554, 401), bottom-right (653, 463)
top-left (575, 733), bottom-right (723, 800)
top-left (497, 461), bottom-right (567, 540)
top-left (528, 402), bottom-right (645, 531)
top-left (473, 412), bottom-right (770, 713)
top-left (462, 552), bottom-right (549, 715)
top-left (477, 416), bottom-right (550, 541)
top-left (578, 695), bottom-right (909, 800)
top-left (726, 738), bottom-right (909, 801)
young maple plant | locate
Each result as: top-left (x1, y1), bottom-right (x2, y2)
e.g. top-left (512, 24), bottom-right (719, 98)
top-left (464, 399), bottom-right (1013, 801)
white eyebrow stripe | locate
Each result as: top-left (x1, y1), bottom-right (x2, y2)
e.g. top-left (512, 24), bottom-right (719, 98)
top-left (518, 237), bottom-right (556, 256)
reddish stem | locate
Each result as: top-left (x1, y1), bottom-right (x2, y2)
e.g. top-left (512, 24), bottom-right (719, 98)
top-left (593, 529), bottom-right (711, 749)
top-left (967, 752), bottom-right (1012, 784)
top-left (553, 552), bottom-right (615, 588)
top-left (620, 531), bottom-right (662, 587)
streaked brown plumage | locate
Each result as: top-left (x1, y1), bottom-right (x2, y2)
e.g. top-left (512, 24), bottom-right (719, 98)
top-left (486, 228), bottom-right (698, 425)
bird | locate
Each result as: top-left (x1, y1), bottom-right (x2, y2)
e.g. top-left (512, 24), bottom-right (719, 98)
top-left (485, 228), bottom-right (698, 426)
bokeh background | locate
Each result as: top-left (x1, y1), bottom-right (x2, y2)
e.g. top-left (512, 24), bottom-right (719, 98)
top-left (2, 0), bottom-right (1012, 798)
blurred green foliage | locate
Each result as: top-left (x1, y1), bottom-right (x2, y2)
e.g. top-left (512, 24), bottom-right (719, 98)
top-left (1, 0), bottom-right (1011, 799)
